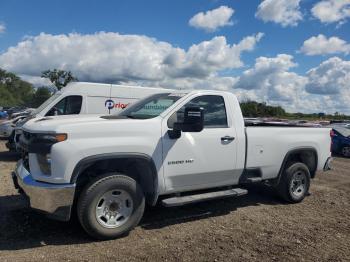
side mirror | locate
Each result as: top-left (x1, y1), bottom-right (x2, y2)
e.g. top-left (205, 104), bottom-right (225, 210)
top-left (168, 107), bottom-right (204, 139)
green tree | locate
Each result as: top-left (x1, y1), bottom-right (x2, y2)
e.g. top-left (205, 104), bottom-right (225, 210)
top-left (41, 69), bottom-right (78, 91)
top-left (240, 100), bottom-right (286, 117)
top-left (0, 68), bottom-right (34, 107)
top-left (30, 87), bottom-right (52, 108)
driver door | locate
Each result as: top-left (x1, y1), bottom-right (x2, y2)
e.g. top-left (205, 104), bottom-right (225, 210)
top-left (161, 95), bottom-right (239, 191)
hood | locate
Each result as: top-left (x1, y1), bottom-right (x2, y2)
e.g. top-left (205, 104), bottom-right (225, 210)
top-left (22, 114), bottom-right (161, 137)
top-left (23, 114), bottom-right (107, 132)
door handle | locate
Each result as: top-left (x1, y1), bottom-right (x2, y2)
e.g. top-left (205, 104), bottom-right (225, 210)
top-left (221, 136), bottom-right (235, 142)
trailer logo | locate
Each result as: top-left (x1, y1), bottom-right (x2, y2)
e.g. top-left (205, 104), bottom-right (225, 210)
top-left (105, 99), bottom-right (115, 110)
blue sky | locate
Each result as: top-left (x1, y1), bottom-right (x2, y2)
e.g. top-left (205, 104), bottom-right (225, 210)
top-left (0, 0), bottom-right (350, 113)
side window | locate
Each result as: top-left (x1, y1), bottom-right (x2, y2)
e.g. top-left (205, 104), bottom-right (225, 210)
top-left (168, 95), bottom-right (228, 128)
top-left (46, 96), bottom-right (82, 116)
top-left (65, 96), bottom-right (82, 114)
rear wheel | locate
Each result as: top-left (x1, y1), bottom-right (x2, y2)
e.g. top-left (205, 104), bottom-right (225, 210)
top-left (77, 173), bottom-right (145, 240)
top-left (276, 162), bottom-right (310, 203)
top-left (341, 146), bottom-right (350, 157)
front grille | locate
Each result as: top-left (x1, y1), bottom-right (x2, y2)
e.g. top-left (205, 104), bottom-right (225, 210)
top-left (23, 131), bottom-right (32, 141)
top-left (20, 132), bottom-right (30, 171)
top-left (21, 149), bottom-right (30, 171)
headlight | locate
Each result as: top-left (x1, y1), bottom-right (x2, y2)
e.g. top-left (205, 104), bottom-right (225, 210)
top-left (37, 153), bottom-right (51, 175)
top-left (34, 134), bottom-right (67, 175)
top-left (38, 133), bottom-right (67, 143)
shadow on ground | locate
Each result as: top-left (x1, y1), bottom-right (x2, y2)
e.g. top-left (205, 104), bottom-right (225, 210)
top-left (0, 184), bottom-right (283, 251)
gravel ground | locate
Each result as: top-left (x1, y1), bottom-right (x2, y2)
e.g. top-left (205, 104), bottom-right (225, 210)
top-left (0, 138), bottom-right (349, 262)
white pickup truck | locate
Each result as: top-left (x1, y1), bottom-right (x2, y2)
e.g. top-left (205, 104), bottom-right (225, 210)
top-left (13, 90), bottom-right (332, 239)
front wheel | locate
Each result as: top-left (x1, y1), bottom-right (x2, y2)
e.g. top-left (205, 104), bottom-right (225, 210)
top-left (77, 173), bottom-right (145, 240)
top-left (276, 162), bottom-right (311, 203)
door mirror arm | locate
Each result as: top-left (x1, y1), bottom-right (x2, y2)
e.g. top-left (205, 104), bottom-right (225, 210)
top-left (168, 127), bottom-right (181, 139)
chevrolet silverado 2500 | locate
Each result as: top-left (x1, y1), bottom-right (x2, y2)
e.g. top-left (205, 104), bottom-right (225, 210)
top-left (13, 90), bottom-right (332, 239)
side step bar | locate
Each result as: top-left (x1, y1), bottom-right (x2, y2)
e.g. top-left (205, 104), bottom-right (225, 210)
top-left (162, 188), bottom-right (248, 207)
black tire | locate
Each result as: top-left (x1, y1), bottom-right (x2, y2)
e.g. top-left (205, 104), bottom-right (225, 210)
top-left (276, 162), bottom-right (311, 203)
top-left (77, 173), bottom-right (145, 240)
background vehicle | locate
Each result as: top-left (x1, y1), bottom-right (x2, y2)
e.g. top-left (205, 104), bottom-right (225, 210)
top-left (7, 82), bottom-right (171, 151)
top-left (0, 116), bottom-right (26, 138)
top-left (10, 108), bottom-right (36, 119)
top-left (14, 90), bottom-right (332, 239)
top-left (331, 126), bottom-right (350, 157)
top-left (0, 110), bottom-right (8, 119)
top-left (6, 106), bottom-right (27, 118)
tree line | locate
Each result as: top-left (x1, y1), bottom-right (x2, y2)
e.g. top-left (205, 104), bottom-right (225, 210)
top-left (0, 68), bottom-right (349, 120)
top-left (240, 100), bottom-right (350, 120)
top-left (0, 69), bottom-right (50, 108)
top-left (0, 68), bottom-right (76, 108)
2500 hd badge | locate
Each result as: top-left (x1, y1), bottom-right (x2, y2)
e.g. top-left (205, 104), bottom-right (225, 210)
top-left (168, 159), bottom-right (194, 165)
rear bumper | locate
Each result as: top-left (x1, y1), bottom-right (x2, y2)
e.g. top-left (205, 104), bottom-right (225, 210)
top-left (12, 160), bottom-right (76, 221)
top-left (323, 157), bottom-right (333, 171)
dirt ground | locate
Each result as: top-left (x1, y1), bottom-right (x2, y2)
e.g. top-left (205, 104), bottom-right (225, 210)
top-left (0, 138), bottom-right (349, 262)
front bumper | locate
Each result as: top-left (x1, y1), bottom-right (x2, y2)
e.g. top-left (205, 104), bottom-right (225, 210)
top-left (12, 160), bottom-right (76, 221)
top-left (323, 157), bottom-right (333, 171)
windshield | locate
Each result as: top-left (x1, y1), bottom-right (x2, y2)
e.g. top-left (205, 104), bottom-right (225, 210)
top-left (334, 127), bottom-right (350, 137)
top-left (32, 93), bottom-right (61, 116)
top-left (117, 93), bottom-right (185, 119)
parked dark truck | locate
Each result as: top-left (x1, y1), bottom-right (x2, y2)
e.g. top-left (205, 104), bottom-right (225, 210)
top-left (13, 90), bottom-right (332, 239)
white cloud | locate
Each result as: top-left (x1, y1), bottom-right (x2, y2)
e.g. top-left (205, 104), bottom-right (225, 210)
top-left (189, 6), bottom-right (234, 32)
top-left (300, 34), bottom-right (350, 55)
top-left (139, 75), bottom-right (238, 91)
top-left (0, 31), bottom-right (263, 84)
top-left (305, 57), bottom-right (350, 95)
top-left (311, 0), bottom-right (350, 24)
top-left (234, 54), bottom-right (302, 93)
top-left (233, 54), bottom-right (308, 110)
top-left (255, 0), bottom-right (303, 27)
top-left (0, 23), bottom-right (6, 34)
top-left (233, 54), bottom-right (350, 114)
top-left (3, 31), bottom-right (349, 114)
top-left (165, 33), bottom-right (264, 78)
top-left (19, 75), bottom-right (52, 87)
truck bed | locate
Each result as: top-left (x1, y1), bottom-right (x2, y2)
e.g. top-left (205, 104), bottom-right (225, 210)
top-left (245, 126), bottom-right (331, 180)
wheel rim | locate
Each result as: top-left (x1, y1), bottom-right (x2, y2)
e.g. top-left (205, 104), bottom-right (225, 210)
top-left (342, 147), bottom-right (350, 157)
top-left (289, 170), bottom-right (307, 199)
top-left (95, 189), bottom-right (133, 228)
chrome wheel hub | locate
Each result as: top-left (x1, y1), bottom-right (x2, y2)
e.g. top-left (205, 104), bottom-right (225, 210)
top-left (290, 171), bottom-right (307, 198)
top-left (95, 189), bottom-right (133, 228)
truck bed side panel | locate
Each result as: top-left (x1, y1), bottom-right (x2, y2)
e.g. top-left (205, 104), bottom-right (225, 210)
top-left (245, 127), bottom-right (331, 179)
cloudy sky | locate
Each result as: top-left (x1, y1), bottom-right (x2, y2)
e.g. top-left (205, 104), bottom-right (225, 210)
top-left (0, 0), bottom-right (350, 114)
